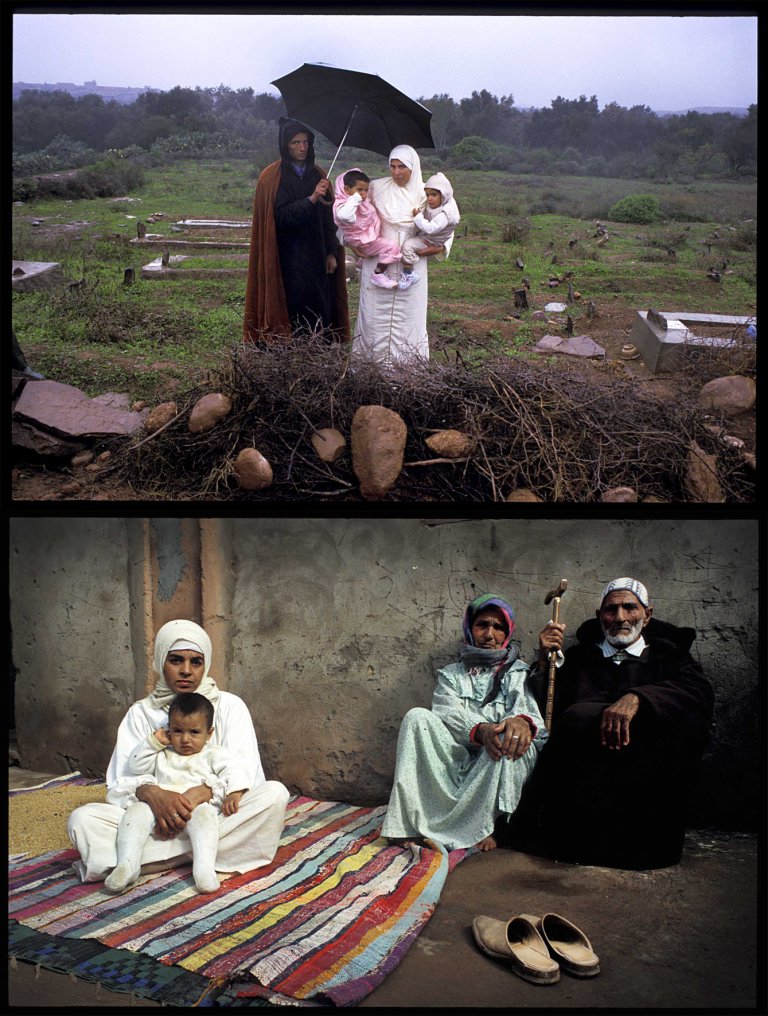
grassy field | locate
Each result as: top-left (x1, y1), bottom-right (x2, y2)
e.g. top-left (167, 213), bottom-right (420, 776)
top-left (12, 157), bottom-right (756, 403)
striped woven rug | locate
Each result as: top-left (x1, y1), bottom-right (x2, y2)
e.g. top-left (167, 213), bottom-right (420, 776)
top-left (9, 793), bottom-right (469, 1006)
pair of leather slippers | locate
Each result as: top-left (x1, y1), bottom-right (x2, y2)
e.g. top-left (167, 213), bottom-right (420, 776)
top-left (472, 912), bottom-right (600, 985)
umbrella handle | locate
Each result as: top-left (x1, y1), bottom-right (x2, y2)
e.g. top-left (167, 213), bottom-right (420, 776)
top-left (327, 104), bottom-right (359, 179)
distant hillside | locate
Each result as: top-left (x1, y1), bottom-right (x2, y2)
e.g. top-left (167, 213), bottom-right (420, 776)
top-left (13, 80), bottom-right (161, 104)
top-left (654, 106), bottom-right (750, 117)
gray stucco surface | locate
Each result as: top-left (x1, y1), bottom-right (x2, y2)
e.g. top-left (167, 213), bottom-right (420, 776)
top-left (9, 516), bottom-right (760, 829)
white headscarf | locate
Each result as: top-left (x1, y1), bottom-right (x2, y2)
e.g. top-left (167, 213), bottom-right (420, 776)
top-left (599, 578), bottom-right (650, 607)
top-left (424, 172), bottom-right (461, 227)
top-left (370, 145), bottom-right (426, 227)
top-left (146, 619), bottom-right (220, 711)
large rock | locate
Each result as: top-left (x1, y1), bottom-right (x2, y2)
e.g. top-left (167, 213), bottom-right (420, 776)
top-left (686, 442), bottom-right (725, 503)
top-left (188, 392), bottom-right (233, 433)
top-left (425, 430), bottom-right (475, 458)
top-left (698, 376), bottom-right (756, 417)
top-left (233, 448), bottom-right (273, 491)
top-left (11, 420), bottom-right (86, 458)
top-left (13, 379), bottom-right (145, 438)
top-left (311, 428), bottom-right (346, 463)
top-left (351, 405), bottom-right (407, 500)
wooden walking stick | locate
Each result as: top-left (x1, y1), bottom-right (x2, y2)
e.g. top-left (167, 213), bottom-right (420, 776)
top-left (543, 578), bottom-right (568, 730)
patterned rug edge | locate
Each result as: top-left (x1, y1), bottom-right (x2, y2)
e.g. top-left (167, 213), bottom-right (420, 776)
top-left (8, 919), bottom-right (237, 1007)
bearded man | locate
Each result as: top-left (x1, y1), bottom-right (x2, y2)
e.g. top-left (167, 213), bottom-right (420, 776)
top-left (517, 578), bottom-right (714, 870)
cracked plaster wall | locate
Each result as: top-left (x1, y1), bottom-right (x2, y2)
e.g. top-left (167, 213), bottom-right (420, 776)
top-left (9, 516), bottom-right (760, 829)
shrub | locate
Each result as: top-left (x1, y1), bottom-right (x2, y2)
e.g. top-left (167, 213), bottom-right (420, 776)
top-left (12, 178), bottom-right (39, 202)
top-left (608, 192), bottom-right (662, 224)
top-left (29, 158), bottom-right (145, 201)
top-left (449, 135), bottom-right (497, 169)
top-left (500, 218), bottom-right (530, 243)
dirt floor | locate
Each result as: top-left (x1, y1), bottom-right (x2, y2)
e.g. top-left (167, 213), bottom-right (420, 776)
top-left (10, 295), bottom-right (755, 502)
top-left (7, 764), bottom-right (762, 1010)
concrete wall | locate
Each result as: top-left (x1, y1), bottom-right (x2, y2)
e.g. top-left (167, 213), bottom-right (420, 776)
top-left (9, 516), bottom-right (760, 830)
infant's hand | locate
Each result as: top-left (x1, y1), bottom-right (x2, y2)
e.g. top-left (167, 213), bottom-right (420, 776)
top-left (154, 728), bottom-right (171, 746)
top-left (412, 208), bottom-right (419, 216)
top-left (222, 790), bottom-right (245, 816)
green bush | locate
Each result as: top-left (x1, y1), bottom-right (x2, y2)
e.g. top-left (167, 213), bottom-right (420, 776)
top-left (608, 192), bottom-right (662, 224)
top-left (449, 135), bottom-right (497, 169)
top-left (12, 178), bottom-right (39, 203)
top-left (29, 158), bottom-right (145, 200)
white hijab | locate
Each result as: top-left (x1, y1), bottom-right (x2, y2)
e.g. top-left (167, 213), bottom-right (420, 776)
top-left (370, 144), bottom-right (426, 227)
top-left (424, 172), bottom-right (461, 227)
top-left (145, 619), bottom-right (220, 711)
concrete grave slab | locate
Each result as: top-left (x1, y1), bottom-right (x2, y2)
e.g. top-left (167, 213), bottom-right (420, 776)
top-left (174, 219), bottom-right (251, 229)
top-left (131, 236), bottom-right (249, 249)
top-left (11, 261), bottom-right (65, 292)
top-left (630, 309), bottom-right (748, 373)
top-left (141, 254), bottom-right (249, 280)
top-left (534, 334), bottom-right (606, 358)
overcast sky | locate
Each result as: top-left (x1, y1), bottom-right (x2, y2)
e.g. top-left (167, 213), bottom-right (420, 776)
top-left (11, 8), bottom-right (757, 112)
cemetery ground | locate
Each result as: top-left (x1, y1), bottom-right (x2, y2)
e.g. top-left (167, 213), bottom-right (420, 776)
top-left (10, 160), bottom-right (756, 502)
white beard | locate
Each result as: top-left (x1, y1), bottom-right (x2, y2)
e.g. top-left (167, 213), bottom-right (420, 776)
top-left (603, 618), bottom-right (645, 648)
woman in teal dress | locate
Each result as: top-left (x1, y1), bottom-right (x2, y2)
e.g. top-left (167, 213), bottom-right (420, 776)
top-left (382, 594), bottom-right (547, 851)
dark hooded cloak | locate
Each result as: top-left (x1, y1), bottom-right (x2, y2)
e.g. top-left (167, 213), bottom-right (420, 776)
top-left (243, 118), bottom-right (349, 343)
top-left (511, 616), bottom-right (714, 870)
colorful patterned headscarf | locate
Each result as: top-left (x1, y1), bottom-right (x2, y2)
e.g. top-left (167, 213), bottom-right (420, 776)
top-left (462, 593), bottom-right (516, 648)
top-left (459, 594), bottom-right (520, 706)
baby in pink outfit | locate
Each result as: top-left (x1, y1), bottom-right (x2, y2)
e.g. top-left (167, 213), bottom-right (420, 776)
top-left (333, 168), bottom-right (402, 289)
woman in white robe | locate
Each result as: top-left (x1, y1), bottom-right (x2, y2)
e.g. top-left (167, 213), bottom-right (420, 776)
top-left (351, 145), bottom-right (439, 365)
top-left (382, 595), bottom-right (548, 851)
top-left (67, 619), bottom-right (289, 883)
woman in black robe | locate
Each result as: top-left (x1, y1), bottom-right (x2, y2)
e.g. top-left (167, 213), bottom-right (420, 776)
top-left (243, 118), bottom-right (348, 343)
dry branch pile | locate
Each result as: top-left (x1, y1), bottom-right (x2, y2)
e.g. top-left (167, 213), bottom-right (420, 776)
top-left (108, 339), bottom-right (754, 502)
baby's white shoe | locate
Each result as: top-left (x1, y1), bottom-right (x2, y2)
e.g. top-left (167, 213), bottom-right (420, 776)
top-left (398, 272), bottom-right (419, 290)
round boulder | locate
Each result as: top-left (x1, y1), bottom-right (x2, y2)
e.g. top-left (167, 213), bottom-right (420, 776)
top-left (233, 448), bottom-right (273, 491)
top-left (698, 375), bottom-right (756, 417)
top-left (505, 489), bottom-right (543, 502)
top-left (311, 427), bottom-right (347, 463)
top-left (188, 393), bottom-right (233, 434)
top-left (145, 401), bottom-right (178, 434)
top-left (601, 486), bottom-right (639, 502)
top-left (425, 429), bottom-right (475, 458)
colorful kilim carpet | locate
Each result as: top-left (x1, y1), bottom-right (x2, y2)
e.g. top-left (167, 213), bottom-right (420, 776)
top-left (9, 784), bottom-right (470, 1006)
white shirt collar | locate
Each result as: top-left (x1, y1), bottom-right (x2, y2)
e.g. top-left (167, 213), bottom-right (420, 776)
top-left (599, 634), bottom-right (647, 659)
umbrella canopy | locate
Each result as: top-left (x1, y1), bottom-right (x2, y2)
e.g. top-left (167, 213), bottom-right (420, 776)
top-left (271, 63), bottom-right (434, 175)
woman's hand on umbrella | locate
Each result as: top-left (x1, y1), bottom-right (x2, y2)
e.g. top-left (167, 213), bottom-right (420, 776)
top-left (310, 178), bottom-right (332, 203)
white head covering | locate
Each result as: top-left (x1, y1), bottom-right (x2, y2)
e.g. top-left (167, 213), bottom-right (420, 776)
top-left (146, 619), bottom-right (220, 711)
top-left (599, 578), bottom-right (650, 608)
top-left (370, 145), bottom-right (426, 227)
top-left (424, 172), bottom-right (461, 227)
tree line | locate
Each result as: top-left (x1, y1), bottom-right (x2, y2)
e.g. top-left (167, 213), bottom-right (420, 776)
top-left (13, 84), bottom-right (757, 181)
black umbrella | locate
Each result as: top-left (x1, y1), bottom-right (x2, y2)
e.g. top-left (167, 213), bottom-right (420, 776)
top-left (271, 63), bottom-right (435, 177)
